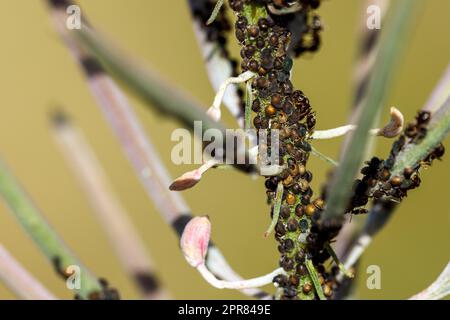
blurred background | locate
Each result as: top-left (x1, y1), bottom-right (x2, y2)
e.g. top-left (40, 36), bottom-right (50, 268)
top-left (0, 0), bottom-right (448, 299)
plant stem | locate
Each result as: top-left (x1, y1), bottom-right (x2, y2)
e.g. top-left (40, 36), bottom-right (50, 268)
top-left (305, 259), bottom-right (326, 300)
top-left (322, 0), bottom-right (419, 222)
top-left (264, 182), bottom-right (283, 237)
top-left (392, 96), bottom-right (450, 176)
top-left (0, 244), bottom-right (56, 300)
top-left (0, 158), bottom-right (103, 299)
top-left (51, 111), bottom-right (169, 299)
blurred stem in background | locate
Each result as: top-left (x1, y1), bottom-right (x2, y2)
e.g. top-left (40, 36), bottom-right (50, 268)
top-left (0, 244), bottom-right (56, 300)
top-left (0, 157), bottom-right (105, 299)
top-left (51, 110), bottom-right (169, 300)
top-left (321, 0), bottom-right (419, 223)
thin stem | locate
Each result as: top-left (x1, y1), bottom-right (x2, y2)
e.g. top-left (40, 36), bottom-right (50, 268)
top-left (0, 158), bottom-right (103, 299)
top-left (336, 201), bottom-right (396, 284)
top-left (409, 263), bottom-right (450, 300)
top-left (352, 0), bottom-right (391, 111)
top-left (422, 64), bottom-right (450, 114)
top-left (197, 264), bottom-right (283, 290)
top-left (264, 182), bottom-right (283, 237)
top-left (325, 242), bottom-right (354, 279)
top-left (305, 259), bottom-right (326, 300)
top-left (207, 71), bottom-right (255, 122)
top-left (267, 3), bottom-right (302, 15)
top-left (312, 107), bottom-right (403, 140)
top-left (205, 247), bottom-right (272, 299)
top-left (190, 3), bottom-right (244, 128)
top-left (310, 146), bottom-right (339, 167)
top-left (51, 111), bottom-right (169, 299)
top-left (0, 244), bottom-right (56, 300)
top-left (206, 0), bottom-right (225, 25)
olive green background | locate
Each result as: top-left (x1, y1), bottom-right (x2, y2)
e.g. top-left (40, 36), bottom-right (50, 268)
top-left (0, 0), bottom-right (448, 299)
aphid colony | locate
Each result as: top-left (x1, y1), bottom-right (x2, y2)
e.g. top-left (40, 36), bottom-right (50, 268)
top-left (229, 0), bottom-right (333, 300)
top-left (343, 111), bottom-right (445, 217)
top-left (270, 0), bottom-right (323, 57)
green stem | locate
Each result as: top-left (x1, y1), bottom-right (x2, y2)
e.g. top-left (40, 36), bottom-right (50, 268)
top-left (392, 97), bottom-right (450, 175)
top-left (206, 0), bottom-right (224, 25)
top-left (325, 242), bottom-right (354, 278)
top-left (322, 0), bottom-right (419, 221)
top-left (311, 146), bottom-right (339, 166)
top-left (0, 158), bottom-right (102, 299)
top-left (305, 259), bottom-right (326, 300)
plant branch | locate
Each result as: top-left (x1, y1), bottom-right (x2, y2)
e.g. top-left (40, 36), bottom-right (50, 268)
top-left (409, 263), bottom-right (450, 300)
top-left (0, 158), bottom-right (106, 299)
top-left (321, 0), bottom-right (419, 223)
top-left (0, 244), bottom-right (56, 300)
top-left (51, 111), bottom-right (169, 299)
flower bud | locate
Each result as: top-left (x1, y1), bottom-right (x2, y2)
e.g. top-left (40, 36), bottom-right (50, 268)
top-left (180, 216), bottom-right (211, 267)
top-left (169, 169), bottom-right (202, 191)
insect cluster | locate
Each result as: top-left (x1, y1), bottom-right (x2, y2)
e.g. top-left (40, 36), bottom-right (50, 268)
top-left (270, 0), bottom-right (323, 57)
top-left (344, 111), bottom-right (445, 216)
top-left (229, 0), bottom-right (337, 300)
